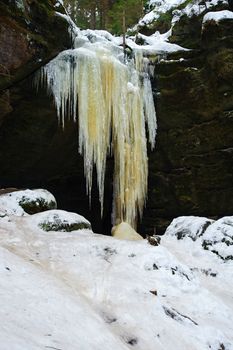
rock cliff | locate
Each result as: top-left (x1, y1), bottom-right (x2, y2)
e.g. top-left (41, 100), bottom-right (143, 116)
top-left (140, 1), bottom-right (233, 233)
top-left (0, 0), bottom-right (233, 234)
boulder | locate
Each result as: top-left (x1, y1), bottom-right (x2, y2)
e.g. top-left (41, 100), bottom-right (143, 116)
top-left (0, 188), bottom-right (57, 216)
top-left (202, 216), bottom-right (233, 260)
top-left (25, 209), bottom-right (92, 232)
top-left (164, 216), bottom-right (214, 241)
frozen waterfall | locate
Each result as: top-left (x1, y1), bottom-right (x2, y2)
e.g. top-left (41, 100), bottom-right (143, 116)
top-left (37, 29), bottom-right (157, 228)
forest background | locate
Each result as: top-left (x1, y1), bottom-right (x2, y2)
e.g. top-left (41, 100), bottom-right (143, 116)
top-left (63, 0), bottom-right (147, 34)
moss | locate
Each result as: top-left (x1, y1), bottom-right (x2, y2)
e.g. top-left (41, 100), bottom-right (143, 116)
top-left (39, 221), bottom-right (91, 232)
top-left (153, 11), bottom-right (173, 31)
top-left (139, 10), bottom-right (173, 35)
top-left (139, 0), bottom-right (196, 36)
top-left (170, 14), bottom-right (202, 49)
top-left (19, 198), bottom-right (56, 215)
top-left (207, 49), bottom-right (233, 82)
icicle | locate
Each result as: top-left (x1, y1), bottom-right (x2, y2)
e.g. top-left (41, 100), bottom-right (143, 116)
top-left (38, 34), bottom-right (157, 228)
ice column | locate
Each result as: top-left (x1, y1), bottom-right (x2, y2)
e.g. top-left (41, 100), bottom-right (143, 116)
top-left (39, 38), bottom-right (157, 228)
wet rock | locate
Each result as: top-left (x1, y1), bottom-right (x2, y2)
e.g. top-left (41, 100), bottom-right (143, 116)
top-left (140, 9), bottom-right (233, 234)
top-left (0, 0), bottom-right (71, 92)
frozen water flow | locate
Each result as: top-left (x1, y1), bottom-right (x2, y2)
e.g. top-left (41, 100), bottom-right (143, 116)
top-left (38, 29), bottom-right (157, 227)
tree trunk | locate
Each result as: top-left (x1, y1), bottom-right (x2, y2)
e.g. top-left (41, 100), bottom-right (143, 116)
top-left (122, 8), bottom-right (126, 60)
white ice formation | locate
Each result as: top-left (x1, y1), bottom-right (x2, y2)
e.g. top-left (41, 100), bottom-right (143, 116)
top-left (37, 28), bottom-right (157, 228)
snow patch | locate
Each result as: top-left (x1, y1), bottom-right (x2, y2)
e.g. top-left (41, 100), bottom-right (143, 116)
top-left (137, 0), bottom-right (229, 31)
top-left (165, 215), bottom-right (233, 260)
top-left (203, 10), bottom-right (233, 24)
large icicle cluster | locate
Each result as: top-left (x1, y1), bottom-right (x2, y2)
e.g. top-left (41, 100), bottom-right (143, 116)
top-left (38, 30), bottom-right (157, 228)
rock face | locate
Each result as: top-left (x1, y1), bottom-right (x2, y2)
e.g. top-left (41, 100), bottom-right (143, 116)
top-left (0, 0), bottom-right (71, 133)
top-left (0, 1), bottom-right (113, 235)
top-left (0, 0), bottom-right (71, 91)
top-left (0, 1), bottom-right (233, 235)
top-left (140, 5), bottom-right (233, 234)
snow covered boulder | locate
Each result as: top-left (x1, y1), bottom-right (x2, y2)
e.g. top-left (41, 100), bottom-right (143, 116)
top-left (202, 216), bottom-right (233, 260)
top-left (25, 209), bottom-right (92, 232)
top-left (0, 189), bottom-right (57, 216)
top-left (165, 216), bottom-right (214, 241)
top-left (111, 222), bottom-right (143, 240)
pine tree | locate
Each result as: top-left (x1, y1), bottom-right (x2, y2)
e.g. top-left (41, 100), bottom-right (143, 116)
top-left (107, 0), bottom-right (144, 34)
top-left (63, 0), bottom-right (144, 32)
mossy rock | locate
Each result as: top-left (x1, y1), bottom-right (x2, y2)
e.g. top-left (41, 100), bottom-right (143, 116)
top-left (0, 189), bottom-right (57, 216)
top-left (19, 197), bottom-right (56, 215)
top-left (30, 209), bottom-right (92, 232)
top-left (170, 14), bottom-right (202, 49)
top-left (17, 189), bottom-right (57, 215)
top-left (139, 11), bottom-right (173, 35)
top-left (206, 48), bottom-right (233, 83)
top-left (39, 220), bottom-right (91, 232)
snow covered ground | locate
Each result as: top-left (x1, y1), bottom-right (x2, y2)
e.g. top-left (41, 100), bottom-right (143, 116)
top-left (0, 192), bottom-right (233, 350)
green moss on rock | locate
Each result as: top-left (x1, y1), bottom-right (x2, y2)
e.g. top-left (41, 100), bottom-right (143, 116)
top-left (19, 197), bottom-right (56, 215)
top-left (39, 221), bottom-right (91, 232)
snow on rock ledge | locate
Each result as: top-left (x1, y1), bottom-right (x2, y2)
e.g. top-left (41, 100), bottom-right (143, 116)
top-left (164, 216), bottom-right (214, 241)
top-left (203, 10), bottom-right (233, 24)
top-left (25, 209), bottom-right (92, 232)
top-left (0, 189), bottom-right (57, 216)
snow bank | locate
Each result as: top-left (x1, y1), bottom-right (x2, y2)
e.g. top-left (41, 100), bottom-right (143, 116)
top-left (0, 189), bottom-right (57, 216)
top-left (0, 215), bottom-right (233, 349)
top-left (127, 31), bottom-right (188, 54)
top-left (57, 12), bottom-right (188, 59)
top-left (165, 215), bottom-right (233, 260)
